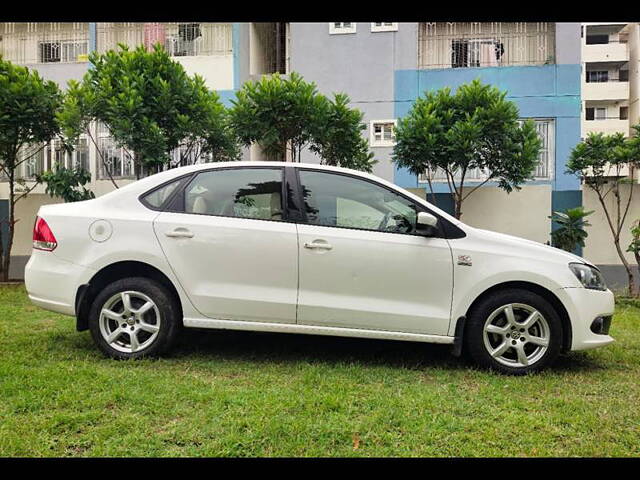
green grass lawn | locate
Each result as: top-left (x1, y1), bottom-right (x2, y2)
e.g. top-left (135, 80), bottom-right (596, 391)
top-left (1, 284), bottom-right (639, 457)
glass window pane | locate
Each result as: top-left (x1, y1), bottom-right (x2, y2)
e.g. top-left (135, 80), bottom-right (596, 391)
top-left (184, 168), bottom-right (283, 221)
top-left (142, 179), bottom-right (182, 209)
top-left (299, 170), bottom-right (419, 234)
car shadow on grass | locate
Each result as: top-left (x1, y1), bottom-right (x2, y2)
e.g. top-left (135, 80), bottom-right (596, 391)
top-left (62, 326), bottom-right (607, 374)
top-left (170, 328), bottom-right (465, 371)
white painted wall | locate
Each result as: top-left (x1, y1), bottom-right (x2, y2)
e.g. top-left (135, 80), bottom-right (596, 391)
top-left (583, 183), bottom-right (640, 265)
top-left (410, 185), bottom-right (553, 245)
top-left (174, 55), bottom-right (234, 91)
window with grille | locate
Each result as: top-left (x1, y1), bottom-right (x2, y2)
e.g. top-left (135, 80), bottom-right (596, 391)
top-left (371, 23), bottom-right (398, 32)
top-left (1, 23), bottom-right (89, 64)
top-left (586, 107), bottom-right (607, 121)
top-left (96, 23), bottom-right (232, 57)
top-left (418, 22), bottom-right (555, 69)
top-left (419, 118), bottom-right (554, 182)
top-left (329, 23), bottom-right (357, 34)
top-left (39, 40), bottom-right (88, 63)
top-left (370, 120), bottom-right (396, 147)
top-left (97, 124), bottom-right (134, 179)
top-left (586, 71), bottom-right (609, 83)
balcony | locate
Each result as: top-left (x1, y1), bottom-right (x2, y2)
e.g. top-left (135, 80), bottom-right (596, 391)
top-left (418, 22), bottom-right (555, 69)
top-left (583, 80), bottom-right (629, 101)
top-left (582, 41), bottom-right (628, 63)
top-left (583, 118), bottom-right (629, 135)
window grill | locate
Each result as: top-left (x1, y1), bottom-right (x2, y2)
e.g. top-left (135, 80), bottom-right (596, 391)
top-left (0, 22), bottom-right (88, 64)
top-left (251, 22), bottom-right (289, 75)
top-left (96, 124), bottom-right (134, 179)
top-left (418, 22), bottom-right (555, 69)
top-left (96, 22), bottom-right (232, 56)
top-left (370, 120), bottom-right (396, 146)
top-left (19, 144), bottom-right (46, 180)
top-left (419, 119), bottom-right (554, 183)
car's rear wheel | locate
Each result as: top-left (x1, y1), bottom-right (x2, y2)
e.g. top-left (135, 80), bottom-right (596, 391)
top-left (88, 277), bottom-right (181, 359)
top-left (464, 288), bottom-right (562, 375)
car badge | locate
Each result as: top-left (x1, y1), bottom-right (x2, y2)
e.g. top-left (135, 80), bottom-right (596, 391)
top-left (457, 255), bottom-right (472, 266)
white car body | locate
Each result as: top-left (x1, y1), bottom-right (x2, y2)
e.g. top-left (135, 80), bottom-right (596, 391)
top-left (25, 162), bottom-right (614, 361)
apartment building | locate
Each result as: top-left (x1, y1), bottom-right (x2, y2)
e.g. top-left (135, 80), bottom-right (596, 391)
top-left (579, 23), bottom-right (640, 285)
top-left (289, 22), bottom-right (582, 252)
top-left (1, 22), bottom-right (634, 287)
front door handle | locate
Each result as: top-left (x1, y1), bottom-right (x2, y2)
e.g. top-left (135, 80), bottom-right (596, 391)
top-left (165, 228), bottom-right (194, 239)
top-left (304, 241), bottom-right (333, 251)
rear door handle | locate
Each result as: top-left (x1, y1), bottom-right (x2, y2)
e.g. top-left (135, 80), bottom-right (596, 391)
top-left (165, 228), bottom-right (194, 239)
top-left (304, 241), bottom-right (333, 250)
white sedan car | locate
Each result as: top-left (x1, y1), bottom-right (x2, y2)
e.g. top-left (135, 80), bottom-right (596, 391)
top-left (25, 162), bottom-right (614, 374)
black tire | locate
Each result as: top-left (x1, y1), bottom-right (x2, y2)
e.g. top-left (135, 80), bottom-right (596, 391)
top-left (88, 277), bottom-right (182, 359)
top-left (464, 288), bottom-right (563, 375)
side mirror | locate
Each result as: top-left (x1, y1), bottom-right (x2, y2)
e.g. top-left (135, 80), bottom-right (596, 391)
top-left (417, 212), bottom-right (438, 228)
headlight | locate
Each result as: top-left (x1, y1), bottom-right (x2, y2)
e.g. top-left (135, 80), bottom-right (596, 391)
top-left (569, 263), bottom-right (607, 291)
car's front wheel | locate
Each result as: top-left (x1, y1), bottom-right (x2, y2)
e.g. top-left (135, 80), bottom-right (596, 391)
top-left (88, 277), bottom-right (181, 359)
top-left (464, 288), bottom-right (563, 375)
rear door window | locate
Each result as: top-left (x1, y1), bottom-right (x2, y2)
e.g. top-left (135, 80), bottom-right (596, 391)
top-left (183, 168), bottom-right (284, 221)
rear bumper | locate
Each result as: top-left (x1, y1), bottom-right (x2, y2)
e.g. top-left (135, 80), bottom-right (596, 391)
top-left (24, 250), bottom-right (96, 317)
top-left (556, 287), bottom-right (615, 351)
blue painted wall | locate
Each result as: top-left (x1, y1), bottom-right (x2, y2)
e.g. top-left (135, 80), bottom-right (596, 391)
top-left (393, 64), bottom-right (582, 198)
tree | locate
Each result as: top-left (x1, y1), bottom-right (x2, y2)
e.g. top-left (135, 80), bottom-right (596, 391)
top-left (548, 206), bottom-right (594, 253)
top-left (230, 72), bottom-right (325, 162)
top-left (392, 79), bottom-right (542, 219)
top-left (627, 220), bottom-right (640, 296)
top-left (567, 128), bottom-right (640, 296)
top-left (37, 166), bottom-right (94, 203)
top-left (310, 93), bottom-right (376, 172)
top-left (58, 44), bottom-right (239, 185)
top-left (0, 57), bottom-right (62, 281)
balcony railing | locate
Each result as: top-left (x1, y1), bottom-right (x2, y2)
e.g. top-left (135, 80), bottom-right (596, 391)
top-left (96, 23), bottom-right (232, 57)
top-left (0, 22), bottom-right (89, 64)
top-left (418, 22), bottom-right (555, 69)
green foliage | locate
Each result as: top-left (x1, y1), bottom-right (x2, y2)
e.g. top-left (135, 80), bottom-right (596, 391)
top-left (0, 57), bottom-right (62, 175)
top-left (36, 166), bottom-right (95, 203)
top-left (0, 56), bottom-right (63, 280)
top-left (230, 72), bottom-right (375, 170)
top-left (567, 130), bottom-right (640, 181)
top-left (392, 79), bottom-right (542, 218)
top-left (58, 44), bottom-right (239, 178)
top-left (548, 207), bottom-right (594, 253)
top-left (310, 93), bottom-right (376, 172)
top-left (568, 127), bottom-right (640, 296)
top-left (627, 220), bottom-right (640, 257)
top-left (230, 72), bottom-right (322, 162)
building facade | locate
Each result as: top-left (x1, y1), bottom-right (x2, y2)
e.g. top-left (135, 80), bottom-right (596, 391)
top-left (0, 22), bottom-right (636, 287)
top-left (580, 23), bottom-right (640, 286)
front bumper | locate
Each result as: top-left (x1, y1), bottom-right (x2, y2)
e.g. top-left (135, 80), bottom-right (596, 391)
top-left (24, 250), bottom-right (96, 317)
top-left (556, 287), bottom-right (615, 351)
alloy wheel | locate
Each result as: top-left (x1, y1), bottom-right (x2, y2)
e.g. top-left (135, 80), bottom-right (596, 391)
top-left (482, 303), bottom-right (550, 368)
top-left (98, 290), bottom-right (161, 354)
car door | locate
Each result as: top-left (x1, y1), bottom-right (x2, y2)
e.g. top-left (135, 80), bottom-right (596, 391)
top-left (295, 169), bottom-right (454, 336)
top-left (153, 167), bottom-right (298, 324)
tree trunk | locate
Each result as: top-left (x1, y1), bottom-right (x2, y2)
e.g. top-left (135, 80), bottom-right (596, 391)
top-left (613, 236), bottom-right (636, 296)
top-left (2, 174), bottom-right (15, 282)
top-left (454, 194), bottom-right (463, 220)
top-left (0, 215), bottom-right (5, 281)
top-left (634, 250), bottom-right (640, 298)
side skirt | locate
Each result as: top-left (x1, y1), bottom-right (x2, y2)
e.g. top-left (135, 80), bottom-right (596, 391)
top-left (183, 317), bottom-right (455, 344)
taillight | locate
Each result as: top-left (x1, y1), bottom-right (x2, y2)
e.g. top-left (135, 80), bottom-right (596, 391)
top-left (33, 216), bottom-right (57, 251)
